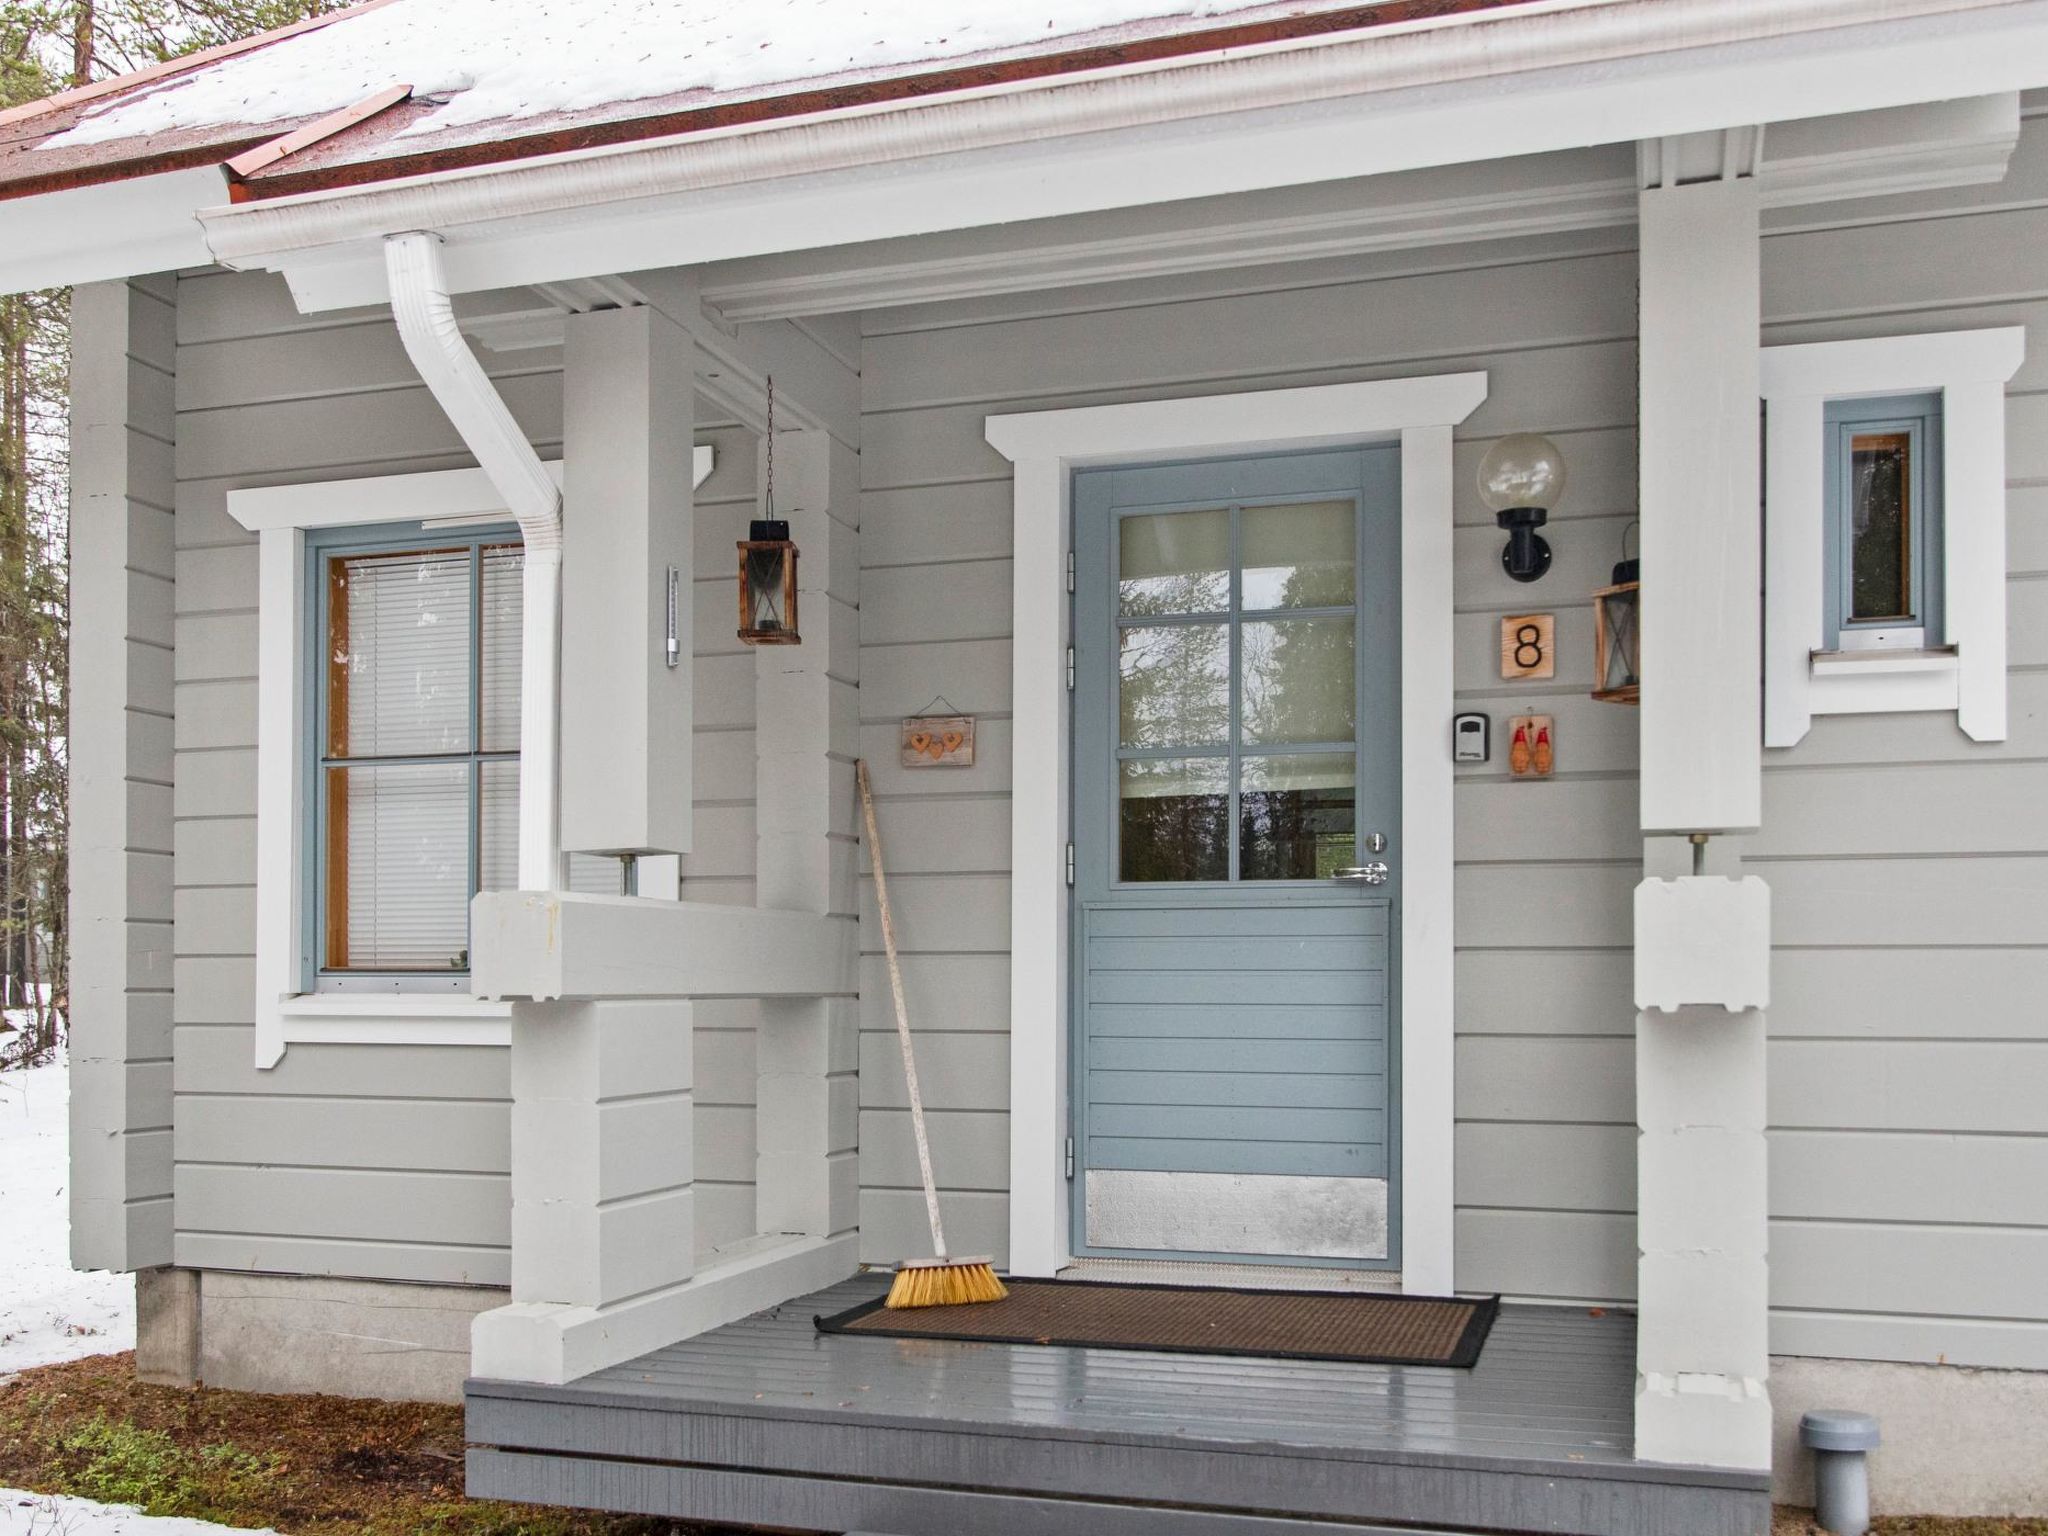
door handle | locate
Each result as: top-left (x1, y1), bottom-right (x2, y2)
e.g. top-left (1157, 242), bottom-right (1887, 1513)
top-left (1331, 863), bottom-right (1390, 886)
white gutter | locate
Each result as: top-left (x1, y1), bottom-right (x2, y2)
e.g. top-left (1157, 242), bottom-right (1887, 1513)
top-left (383, 231), bottom-right (561, 891)
top-left (199, 0), bottom-right (2040, 266)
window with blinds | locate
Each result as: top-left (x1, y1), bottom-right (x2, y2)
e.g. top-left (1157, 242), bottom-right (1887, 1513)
top-left (309, 528), bottom-right (622, 992)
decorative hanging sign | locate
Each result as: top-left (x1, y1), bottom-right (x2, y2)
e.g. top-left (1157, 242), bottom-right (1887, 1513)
top-left (1499, 613), bottom-right (1556, 681)
top-left (900, 714), bottom-right (976, 768)
top-left (1507, 714), bottom-right (1555, 779)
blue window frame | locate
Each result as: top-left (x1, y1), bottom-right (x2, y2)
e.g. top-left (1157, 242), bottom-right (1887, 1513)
top-left (1823, 391), bottom-right (1943, 651)
top-left (303, 522), bottom-right (524, 993)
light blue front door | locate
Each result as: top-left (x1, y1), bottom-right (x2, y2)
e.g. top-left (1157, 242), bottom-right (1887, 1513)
top-left (1071, 446), bottom-right (1400, 1268)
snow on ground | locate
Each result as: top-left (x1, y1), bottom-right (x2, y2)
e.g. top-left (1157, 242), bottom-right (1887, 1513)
top-left (0, 1052), bottom-right (136, 1375)
top-left (46, 0), bottom-right (1326, 147)
top-left (0, 1489), bottom-right (278, 1535)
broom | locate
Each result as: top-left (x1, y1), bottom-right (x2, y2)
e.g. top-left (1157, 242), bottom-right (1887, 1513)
top-left (856, 758), bottom-right (1008, 1309)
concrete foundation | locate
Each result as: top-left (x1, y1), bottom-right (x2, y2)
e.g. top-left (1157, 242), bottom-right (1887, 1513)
top-left (169, 1271), bottom-right (504, 1403)
top-left (1772, 1355), bottom-right (2048, 1517)
top-left (134, 1266), bottom-right (199, 1386)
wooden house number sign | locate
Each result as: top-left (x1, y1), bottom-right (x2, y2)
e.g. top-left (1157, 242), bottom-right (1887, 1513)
top-left (1499, 613), bottom-right (1556, 681)
top-left (900, 715), bottom-right (975, 768)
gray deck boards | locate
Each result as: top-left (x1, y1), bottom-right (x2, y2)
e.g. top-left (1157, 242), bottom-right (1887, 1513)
top-left (467, 1275), bottom-right (1770, 1536)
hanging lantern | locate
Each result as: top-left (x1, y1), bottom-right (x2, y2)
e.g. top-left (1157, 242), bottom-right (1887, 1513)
top-left (1592, 555), bottom-right (1640, 704)
top-left (738, 376), bottom-right (802, 646)
top-left (737, 520), bottom-right (800, 644)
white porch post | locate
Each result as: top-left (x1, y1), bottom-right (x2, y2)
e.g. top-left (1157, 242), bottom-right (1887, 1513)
top-left (755, 428), bottom-right (862, 1243)
top-left (1633, 136), bottom-right (1772, 1471)
top-left (559, 303), bottom-right (697, 858)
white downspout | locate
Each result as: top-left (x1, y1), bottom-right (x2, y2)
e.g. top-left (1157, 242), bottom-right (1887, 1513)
top-left (384, 231), bottom-right (562, 890)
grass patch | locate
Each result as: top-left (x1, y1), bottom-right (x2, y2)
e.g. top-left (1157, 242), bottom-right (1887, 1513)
top-left (0, 1352), bottom-right (743, 1535)
top-left (1776, 1510), bottom-right (2048, 1536)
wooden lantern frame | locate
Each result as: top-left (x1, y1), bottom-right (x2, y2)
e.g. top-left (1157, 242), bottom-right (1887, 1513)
top-left (1592, 578), bottom-right (1640, 704)
top-left (737, 538), bottom-right (801, 645)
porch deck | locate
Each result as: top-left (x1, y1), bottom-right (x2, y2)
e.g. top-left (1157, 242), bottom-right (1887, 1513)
top-left (465, 1275), bottom-right (1770, 1536)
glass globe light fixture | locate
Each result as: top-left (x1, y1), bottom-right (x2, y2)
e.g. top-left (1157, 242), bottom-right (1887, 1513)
top-left (1477, 432), bottom-right (1567, 583)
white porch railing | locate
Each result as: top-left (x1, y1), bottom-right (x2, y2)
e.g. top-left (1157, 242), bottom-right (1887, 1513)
top-left (467, 891), bottom-right (861, 1386)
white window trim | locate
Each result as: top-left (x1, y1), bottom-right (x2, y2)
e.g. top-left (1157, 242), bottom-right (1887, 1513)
top-left (985, 373), bottom-right (1486, 1294)
top-left (1761, 327), bottom-right (2024, 746)
top-left (229, 449), bottom-right (713, 1067)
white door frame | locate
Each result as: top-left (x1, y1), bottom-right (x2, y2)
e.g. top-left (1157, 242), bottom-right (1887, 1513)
top-left (986, 373), bottom-right (1487, 1291)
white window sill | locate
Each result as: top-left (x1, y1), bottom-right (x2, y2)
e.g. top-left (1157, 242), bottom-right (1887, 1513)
top-left (1805, 645), bottom-right (1961, 718)
top-left (260, 994), bottom-right (512, 1065)
top-left (1809, 646), bottom-right (1959, 679)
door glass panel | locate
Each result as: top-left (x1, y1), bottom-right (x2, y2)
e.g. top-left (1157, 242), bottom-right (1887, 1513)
top-left (327, 548), bottom-right (471, 758)
top-left (1241, 616), bottom-right (1355, 746)
top-left (1849, 431), bottom-right (1912, 622)
top-left (1240, 753), bottom-right (1356, 881)
top-left (1241, 500), bottom-right (1355, 609)
top-left (1119, 623), bottom-right (1229, 749)
top-left (1119, 757), bottom-right (1228, 882)
top-left (1119, 508), bottom-right (1229, 615)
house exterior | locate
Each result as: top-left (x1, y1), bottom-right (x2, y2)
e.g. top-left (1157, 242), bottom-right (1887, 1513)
top-left (11, 0), bottom-right (2048, 1529)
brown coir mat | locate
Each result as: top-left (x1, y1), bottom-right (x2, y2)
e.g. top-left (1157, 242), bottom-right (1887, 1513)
top-left (815, 1277), bottom-right (1498, 1367)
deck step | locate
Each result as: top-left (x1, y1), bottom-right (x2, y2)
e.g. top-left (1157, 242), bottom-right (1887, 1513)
top-left (465, 1275), bottom-right (1770, 1536)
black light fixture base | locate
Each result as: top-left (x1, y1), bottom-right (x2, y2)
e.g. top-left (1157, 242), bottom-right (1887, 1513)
top-left (1496, 506), bottom-right (1552, 583)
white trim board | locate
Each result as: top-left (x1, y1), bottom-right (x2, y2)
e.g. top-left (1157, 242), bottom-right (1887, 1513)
top-left (1760, 327), bottom-right (2024, 746)
top-left (984, 373), bottom-right (1485, 1294)
top-left (228, 448), bottom-right (716, 1067)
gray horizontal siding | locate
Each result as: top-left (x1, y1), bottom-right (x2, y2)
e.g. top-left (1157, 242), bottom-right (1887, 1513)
top-left (857, 215), bottom-right (1648, 1285)
top-left (167, 269), bottom-right (761, 1281)
top-left (854, 105), bottom-right (2048, 1371)
top-left (1751, 107), bottom-right (2048, 1368)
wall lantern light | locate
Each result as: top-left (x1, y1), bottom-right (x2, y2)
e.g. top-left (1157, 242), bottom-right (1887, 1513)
top-left (737, 375), bottom-right (801, 646)
top-left (1478, 432), bottom-right (1567, 583)
top-left (1593, 548), bottom-right (1641, 705)
top-left (737, 519), bottom-right (800, 645)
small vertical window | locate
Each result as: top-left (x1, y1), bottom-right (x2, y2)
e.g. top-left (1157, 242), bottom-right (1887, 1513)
top-left (1824, 392), bottom-right (1942, 651)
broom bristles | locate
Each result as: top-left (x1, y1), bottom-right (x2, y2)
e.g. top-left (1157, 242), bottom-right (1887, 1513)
top-left (884, 1260), bottom-right (1008, 1309)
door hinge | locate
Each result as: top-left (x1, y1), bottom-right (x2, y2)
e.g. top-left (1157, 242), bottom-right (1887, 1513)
top-left (1066, 549), bottom-right (1076, 593)
top-left (1065, 842), bottom-right (1076, 887)
top-left (1065, 1136), bottom-right (1076, 1179)
top-left (1065, 645), bottom-right (1076, 691)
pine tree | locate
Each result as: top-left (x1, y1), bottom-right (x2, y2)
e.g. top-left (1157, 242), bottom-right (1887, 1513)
top-left (0, 0), bottom-right (334, 1063)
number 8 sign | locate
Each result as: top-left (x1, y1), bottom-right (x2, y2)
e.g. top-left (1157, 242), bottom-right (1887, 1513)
top-left (1499, 613), bottom-right (1556, 681)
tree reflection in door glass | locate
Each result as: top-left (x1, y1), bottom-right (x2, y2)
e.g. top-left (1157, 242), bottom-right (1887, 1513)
top-left (1119, 758), bottom-right (1229, 882)
top-left (1240, 753), bottom-right (1356, 880)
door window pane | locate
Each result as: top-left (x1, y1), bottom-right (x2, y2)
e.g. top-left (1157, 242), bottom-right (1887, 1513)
top-left (1240, 753), bottom-right (1356, 881)
top-left (1241, 617), bottom-right (1355, 746)
top-left (1119, 623), bottom-right (1229, 749)
top-left (1241, 500), bottom-right (1355, 609)
top-left (327, 548), bottom-right (470, 758)
top-left (325, 762), bottom-right (470, 971)
top-left (1849, 431), bottom-right (1912, 622)
top-left (1119, 758), bottom-right (1228, 882)
top-left (1119, 508), bottom-right (1228, 615)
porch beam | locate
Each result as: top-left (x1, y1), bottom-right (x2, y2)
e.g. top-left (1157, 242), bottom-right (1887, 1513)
top-left (470, 890), bottom-right (854, 1002)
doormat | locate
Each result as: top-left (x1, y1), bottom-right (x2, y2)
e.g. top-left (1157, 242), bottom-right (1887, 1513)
top-left (815, 1277), bottom-right (1498, 1367)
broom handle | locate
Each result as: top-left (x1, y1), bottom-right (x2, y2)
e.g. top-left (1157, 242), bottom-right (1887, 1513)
top-left (857, 760), bottom-right (949, 1260)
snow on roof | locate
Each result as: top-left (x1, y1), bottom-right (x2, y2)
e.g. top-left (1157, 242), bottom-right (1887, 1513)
top-left (44, 0), bottom-right (1349, 152)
